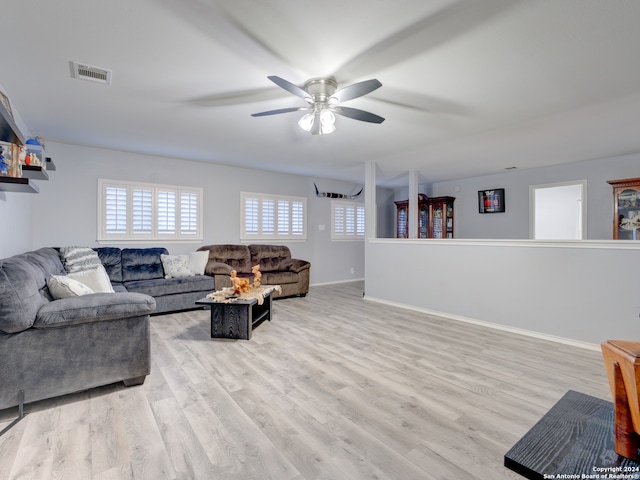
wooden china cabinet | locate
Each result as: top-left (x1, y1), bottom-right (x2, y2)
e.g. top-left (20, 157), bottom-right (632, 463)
top-left (607, 178), bottom-right (640, 240)
top-left (395, 194), bottom-right (455, 238)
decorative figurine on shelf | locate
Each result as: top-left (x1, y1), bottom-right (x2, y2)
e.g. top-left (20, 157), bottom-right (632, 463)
top-left (0, 145), bottom-right (9, 177)
top-left (252, 264), bottom-right (261, 287)
top-left (229, 269), bottom-right (251, 295)
top-left (18, 146), bottom-right (26, 165)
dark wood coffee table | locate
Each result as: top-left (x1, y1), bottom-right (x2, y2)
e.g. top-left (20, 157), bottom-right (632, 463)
top-left (196, 289), bottom-right (274, 340)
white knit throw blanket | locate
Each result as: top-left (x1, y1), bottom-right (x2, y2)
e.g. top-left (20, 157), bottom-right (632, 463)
top-left (206, 285), bottom-right (282, 305)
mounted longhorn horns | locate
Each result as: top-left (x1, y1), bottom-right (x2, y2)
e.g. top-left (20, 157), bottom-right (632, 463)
top-left (314, 183), bottom-right (363, 199)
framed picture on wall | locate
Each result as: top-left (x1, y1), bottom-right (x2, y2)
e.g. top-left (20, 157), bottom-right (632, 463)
top-left (478, 188), bottom-right (505, 213)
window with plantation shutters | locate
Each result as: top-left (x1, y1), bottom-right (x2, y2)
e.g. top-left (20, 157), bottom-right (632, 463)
top-left (98, 179), bottom-right (202, 242)
top-left (332, 200), bottom-right (365, 241)
top-left (241, 192), bottom-right (307, 240)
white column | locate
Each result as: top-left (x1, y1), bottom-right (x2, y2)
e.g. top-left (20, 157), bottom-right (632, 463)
top-left (408, 170), bottom-right (418, 239)
top-left (365, 160), bottom-right (377, 240)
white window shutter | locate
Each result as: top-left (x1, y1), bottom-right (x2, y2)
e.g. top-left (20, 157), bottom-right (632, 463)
top-left (157, 190), bottom-right (176, 235)
top-left (132, 188), bottom-right (153, 234)
top-left (244, 197), bottom-right (259, 235)
top-left (105, 186), bottom-right (127, 235)
top-left (262, 199), bottom-right (275, 235)
top-left (180, 191), bottom-right (198, 235)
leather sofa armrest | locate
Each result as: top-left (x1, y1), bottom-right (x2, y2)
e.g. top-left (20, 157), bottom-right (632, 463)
top-left (206, 262), bottom-right (233, 276)
top-left (281, 258), bottom-right (310, 273)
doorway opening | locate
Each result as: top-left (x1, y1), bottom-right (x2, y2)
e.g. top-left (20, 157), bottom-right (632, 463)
top-left (530, 180), bottom-right (586, 240)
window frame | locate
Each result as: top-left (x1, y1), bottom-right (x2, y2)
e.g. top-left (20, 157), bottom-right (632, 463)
top-left (331, 200), bottom-right (365, 241)
top-left (240, 191), bottom-right (307, 241)
top-left (98, 179), bottom-right (203, 243)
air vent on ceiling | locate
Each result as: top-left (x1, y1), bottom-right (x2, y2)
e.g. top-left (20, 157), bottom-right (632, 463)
top-left (70, 61), bottom-right (112, 85)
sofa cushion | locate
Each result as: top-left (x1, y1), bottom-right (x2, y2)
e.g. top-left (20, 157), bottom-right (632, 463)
top-left (59, 246), bottom-right (102, 273)
top-left (124, 275), bottom-right (214, 297)
top-left (189, 251), bottom-right (209, 275)
top-left (47, 274), bottom-right (95, 299)
top-left (34, 292), bottom-right (156, 328)
top-left (94, 247), bottom-right (123, 283)
top-left (198, 244), bottom-right (252, 273)
top-left (261, 271), bottom-right (299, 285)
top-left (281, 258), bottom-right (311, 273)
top-left (207, 262), bottom-right (234, 275)
top-left (68, 265), bottom-right (115, 293)
top-left (0, 248), bottom-right (64, 334)
top-left (111, 282), bottom-right (127, 293)
top-left (121, 248), bottom-right (167, 282)
top-left (249, 244), bottom-right (292, 272)
top-left (161, 254), bottom-right (194, 278)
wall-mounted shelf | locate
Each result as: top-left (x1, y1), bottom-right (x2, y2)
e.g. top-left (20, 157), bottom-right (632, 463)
top-left (0, 94), bottom-right (56, 193)
top-left (0, 102), bottom-right (26, 146)
top-left (0, 176), bottom-right (40, 193)
top-left (22, 165), bottom-right (49, 180)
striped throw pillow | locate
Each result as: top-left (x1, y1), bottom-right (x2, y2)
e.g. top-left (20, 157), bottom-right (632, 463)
top-left (59, 246), bottom-right (102, 273)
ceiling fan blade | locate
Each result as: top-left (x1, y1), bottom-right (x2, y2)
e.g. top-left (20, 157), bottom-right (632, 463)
top-left (334, 1), bottom-right (516, 80)
top-left (267, 76), bottom-right (312, 102)
top-left (251, 107), bottom-right (310, 117)
top-left (331, 79), bottom-right (382, 103)
top-left (157, 0), bottom-right (301, 79)
top-left (332, 106), bottom-right (385, 124)
top-left (189, 87), bottom-right (290, 107)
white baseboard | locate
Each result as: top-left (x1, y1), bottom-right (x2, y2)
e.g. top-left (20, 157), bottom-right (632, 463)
top-left (310, 278), bottom-right (365, 287)
top-left (363, 295), bottom-right (600, 352)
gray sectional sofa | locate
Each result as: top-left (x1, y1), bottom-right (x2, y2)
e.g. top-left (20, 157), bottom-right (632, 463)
top-left (0, 246), bottom-right (215, 412)
top-left (0, 248), bottom-right (154, 411)
top-left (94, 247), bottom-right (214, 314)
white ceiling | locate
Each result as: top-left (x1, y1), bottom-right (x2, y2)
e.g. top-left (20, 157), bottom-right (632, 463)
top-left (2, 0), bottom-right (640, 188)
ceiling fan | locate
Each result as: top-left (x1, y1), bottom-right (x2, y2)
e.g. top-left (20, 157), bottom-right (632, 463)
top-left (251, 76), bottom-right (385, 135)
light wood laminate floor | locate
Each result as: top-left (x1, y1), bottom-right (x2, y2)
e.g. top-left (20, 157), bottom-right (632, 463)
top-left (0, 281), bottom-right (611, 479)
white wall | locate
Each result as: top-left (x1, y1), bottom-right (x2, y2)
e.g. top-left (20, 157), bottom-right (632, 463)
top-left (365, 239), bottom-right (640, 346)
top-left (27, 142), bottom-right (385, 285)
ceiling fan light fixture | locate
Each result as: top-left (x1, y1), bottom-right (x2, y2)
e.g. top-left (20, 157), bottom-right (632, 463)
top-left (320, 109), bottom-right (336, 134)
top-left (254, 75), bottom-right (384, 134)
top-left (298, 112), bottom-right (314, 132)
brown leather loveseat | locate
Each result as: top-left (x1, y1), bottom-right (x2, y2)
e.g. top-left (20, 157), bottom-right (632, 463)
top-left (197, 244), bottom-right (310, 298)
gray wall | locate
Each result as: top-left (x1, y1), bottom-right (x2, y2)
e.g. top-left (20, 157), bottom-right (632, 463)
top-left (15, 141), bottom-right (391, 285)
top-left (365, 238), bottom-right (640, 346)
top-left (393, 153), bottom-right (640, 240)
top-left (0, 81), bottom-right (35, 258)
top-left (0, 191), bottom-right (33, 257)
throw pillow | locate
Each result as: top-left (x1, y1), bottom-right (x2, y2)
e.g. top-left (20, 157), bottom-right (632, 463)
top-left (68, 265), bottom-right (115, 293)
top-left (161, 254), bottom-right (194, 278)
top-left (59, 246), bottom-right (102, 273)
top-left (47, 274), bottom-right (95, 299)
top-left (189, 251), bottom-right (209, 275)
